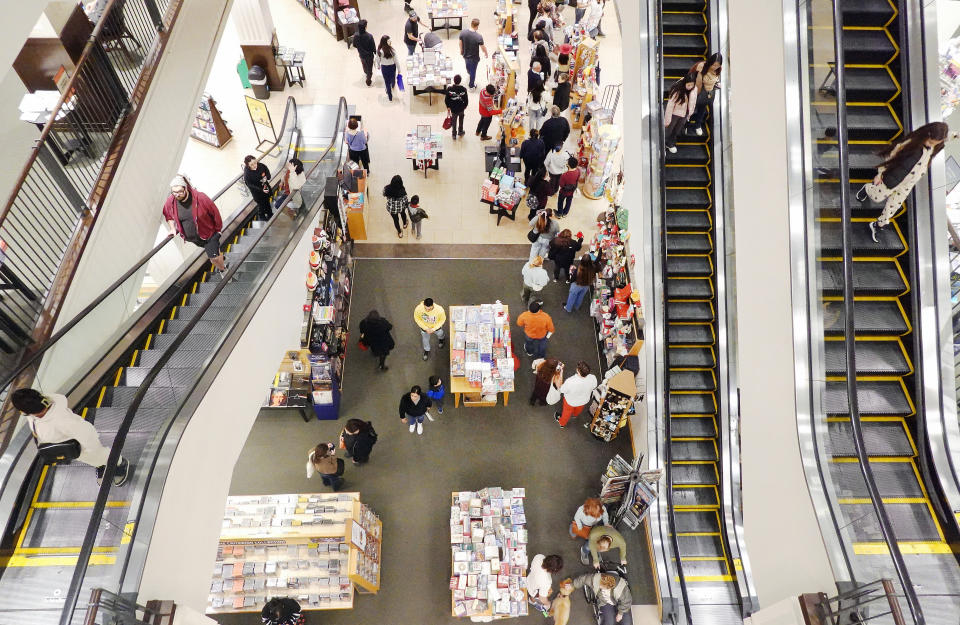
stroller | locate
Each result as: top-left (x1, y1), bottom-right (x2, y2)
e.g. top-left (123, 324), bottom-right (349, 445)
top-left (581, 561), bottom-right (630, 625)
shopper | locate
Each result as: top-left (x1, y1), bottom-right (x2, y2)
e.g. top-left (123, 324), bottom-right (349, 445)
top-left (414, 297), bottom-right (447, 360)
top-left (355, 19), bottom-right (376, 86)
top-left (260, 597), bottom-right (302, 625)
top-left (528, 61), bottom-right (544, 93)
top-left (358, 309), bottom-right (395, 370)
top-left (162, 174), bottom-right (227, 274)
top-left (517, 300), bottom-right (554, 358)
top-left (476, 84), bottom-right (502, 140)
top-left (688, 52), bottom-right (722, 136)
top-left (540, 106), bottom-right (571, 150)
top-left (555, 156), bottom-right (581, 217)
top-left (582, 0), bottom-right (604, 38)
top-left (556, 361), bottom-right (598, 427)
top-left (243, 155), bottom-right (272, 221)
top-left (527, 84), bottom-right (548, 131)
top-left (527, 0), bottom-right (541, 36)
top-left (526, 554), bottom-right (564, 613)
top-left (548, 229), bottom-right (583, 281)
top-left (445, 75), bottom-right (469, 139)
top-left (459, 18), bottom-right (488, 89)
top-left (377, 36), bottom-right (398, 101)
top-left (553, 74), bottom-right (571, 112)
top-left (545, 145), bottom-right (569, 193)
top-left (574, 0), bottom-right (589, 23)
top-left (383, 175), bottom-right (410, 238)
top-left (531, 10), bottom-right (555, 47)
top-left (275, 158), bottom-right (306, 210)
top-left (404, 13), bottom-right (420, 55)
top-left (408, 194), bottom-right (429, 240)
top-left (520, 130), bottom-right (547, 183)
top-left (664, 72), bottom-right (698, 153)
top-left (306, 442), bottom-right (344, 490)
top-left (564, 256), bottom-right (594, 312)
top-left (531, 43), bottom-right (552, 84)
top-left (528, 209), bottom-right (559, 260)
top-left (521, 255), bottom-right (550, 304)
top-left (12, 388), bottom-right (130, 486)
top-left (587, 525), bottom-right (628, 568)
top-left (427, 375), bottom-right (446, 414)
top-left (570, 572), bottom-right (633, 625)
top-left (344, 118), bottom-right (371, 173)
top-left (399, 385), bottom-right (434, 435)
top-left (530, 357), bottom-right (563, 405)
top-left (555, 49), bottom-right (571, 83)
top-left (570, 496), bottom-right (609, 539)
top-left (340, 419), bottom-right (378, 465)
top-left (857, 122), bottom-right (956, 242)
top-left (526, 168), bottom-right (552, 219)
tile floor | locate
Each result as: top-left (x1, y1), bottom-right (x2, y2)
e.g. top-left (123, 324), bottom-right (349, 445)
top-left (180, 0), bottom-right (624, 246)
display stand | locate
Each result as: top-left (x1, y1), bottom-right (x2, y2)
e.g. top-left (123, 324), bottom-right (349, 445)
top-left (449, 304), bottom-right (514, 407)
top-left (581, 121), bottom-right (621, 200)
top-left (480, 167), bottom-right (526, 226)
top-left (569, 38), bottom-right (598, 130)
top-left (497, 98), bottom-right (526, 148)
top-left (490, 47), bottom-right (518, 110)
top-left (588, 369), bottom-right (637, 441)
top-left (599, 454), bottom-right (634, 505)
top-left (275, 47), bottom-right (306, 87)
top-left (406, 50), bottom-right (456, 99)
top-left (263, 349), bottom-right (313, 421)
top-left (495, 0), bottom-right (514, 35)
top-left (405, 127), bottom-right (443, 177)
top-left (428, 0), bottom-right (467, 36)
top-left (296, 0), bottom-right (361, 43)
top-left (206, 493), bottom-right (380, 614)
top-left (450, 487), bottom-right (529, 620)
top-left (615, 470), bottom-right (661, 530)
top-left (190, 94), bottom-right (232, 148)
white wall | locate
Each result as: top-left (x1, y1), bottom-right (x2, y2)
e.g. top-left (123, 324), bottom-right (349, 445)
top-left (728, 0), bottom-right (836, 605)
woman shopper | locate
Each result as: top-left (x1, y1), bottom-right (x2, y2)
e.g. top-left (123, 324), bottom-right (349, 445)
top-left (399, 385), bottom-right (434, 435)
top-left (555, 156), bottom-right (581, 217)
top-left (358, 309), bottom-right (395, 370)
top-left (527, 84), bottom-right (548, 130)
top-left (274, 158), bottom-right (306, 210)
top-left (526, 554), bottom-right (564, 614)
top-left (856, 122), bottom-right (956, 242)
top-left (261, 597), bottom-right (303, 625)
top-left (545, 145), bottom-right (569, 194)
top-left (530, 357), bottom-right (563, 405)
top-left (564, 255), bottom-right (595, 312)
top-left (570, 496), bottom-right (609, 539)
top-left (520, 129), bottom-right (547, 183)
top-left (687, 52), bottom-right (722, 136)
top-left (663, 72), bottom-right (698, 153)
top-left (556, 361), bottom-right (598, 428)
top-left (383, 175), bottom-right (410, 238)
top-left (548, 229), bottom-right (583, 282)
top-left (243, 155), bottom-right (272, 221)
top-left (340, 419), bottom-right (378, 465)
top-left (306, 442), bottom-right (344, 490)
top-left (344, 118), bottom-right (371, 172)
top-left (527, 169), bottom-right (553, 220)
top-left (521, 255), bottom-right (550, 304)
top-left (377, 36), bottom-right (398, 101)
top-left (477, 84), bottom-right (503, 140)
top-left (529, 209), bottom-right (559, 261)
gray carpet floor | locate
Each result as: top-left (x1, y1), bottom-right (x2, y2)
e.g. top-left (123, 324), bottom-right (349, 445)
top-left (217, 259), bottom-right (654, 625)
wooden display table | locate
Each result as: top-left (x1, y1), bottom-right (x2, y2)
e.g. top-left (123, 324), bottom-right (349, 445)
top-left (448, 304), bottom-right (514, 407)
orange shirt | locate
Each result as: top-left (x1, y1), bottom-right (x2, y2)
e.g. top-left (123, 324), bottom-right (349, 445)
top-left (516, 311), bottom-right (555, 339)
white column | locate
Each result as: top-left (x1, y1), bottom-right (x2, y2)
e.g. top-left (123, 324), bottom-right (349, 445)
top-left (229, 0), bottom-right (275, 45)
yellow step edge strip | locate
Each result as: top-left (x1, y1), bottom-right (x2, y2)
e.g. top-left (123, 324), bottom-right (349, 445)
top-left (676, 575), bottom-right (735, 582)
top-left (0, 554), bottom-right (116, 567)
top-left (31, 501), bottom-right (129, 509)
top-left (853, 542), bottom-right (952, 555)
top-left (14, 546), bottom-right (117, 555)
top-left (838, 497), bottom-right (927, 505)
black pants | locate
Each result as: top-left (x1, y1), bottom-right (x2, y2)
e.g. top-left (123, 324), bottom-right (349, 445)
top-left (360, 56), bottom-right (374, 84)
top-left (477, 115), bottom-right (493, 137)
top-left (253, 193), bottom-right (272, 220)
top-left (377, 353), bottom-right (387, 368)
top-left (664, 115), bottom-right (686, 148)
top-left (349, 148), bottom-right (370, 172)
top-left (450, 110), bottom-right (465, 136)
top-left (390, 211), bottom-right (408, 234)
top-left (688, 89), bottom-right (714, 129)
top-left (554, 261), bottom-right (571, 281)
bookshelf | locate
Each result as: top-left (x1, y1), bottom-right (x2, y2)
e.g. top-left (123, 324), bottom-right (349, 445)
top-left (295, 0), bottom-right (361, 42)
top-left (190, 94), bottom-right (232, 148)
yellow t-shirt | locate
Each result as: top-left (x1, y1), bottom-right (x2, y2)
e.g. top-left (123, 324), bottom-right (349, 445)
top-left (414, 302), bottom-right (446, 332)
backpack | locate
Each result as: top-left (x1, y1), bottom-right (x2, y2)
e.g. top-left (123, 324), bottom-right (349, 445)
top-left (526, 193), bottom-right (539, 212)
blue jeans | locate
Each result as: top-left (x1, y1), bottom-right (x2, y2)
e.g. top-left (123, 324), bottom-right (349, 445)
top-left (465, 57), bottom-right (480, 88)
top-left (321, 473), bottom-right (343, 489)
top-left (406, 41), bottom-right (417, 55)
top-left (565, 283), bottom-right (590, 312)
top-left (557, 193), bottom-right (573, 216)
top-left (405, 413), bottom-right (424, 425)
top-left (524, 336), bottom-right (547, 358)
top-left (575, 7), bottom-right (586, 22)
top-left (381, 64), bottom-right (397, 100)
top-left (530, 239), bottom-right (550, 262)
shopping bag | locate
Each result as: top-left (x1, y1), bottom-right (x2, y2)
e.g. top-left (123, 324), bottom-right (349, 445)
top-left (397, 72), bottom-right (405, 92)
top-left (358, 338), bottom-right (369, 351)
top-left (442, 114), bottom-right (453, 130)
top-left (546, 384), bottom-right (562, 406)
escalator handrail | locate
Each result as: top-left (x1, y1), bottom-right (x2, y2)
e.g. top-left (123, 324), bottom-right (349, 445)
top-left (830, 4), bottom-right (924, 623)
top-left (56, 96), bottom-right (348, 625)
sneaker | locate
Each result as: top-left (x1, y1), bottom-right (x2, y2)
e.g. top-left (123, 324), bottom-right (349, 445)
top-left (855, 184), bottom-right (868, 203)
top-left (554, 412), bottom-right (565, 428)
top-left (553, 278), bottom-right (558, 282)
top-left (666, 146), bottom-right (678, 154)
top-left (423, 351), bottom-right (429, 360)
top-left (695, 127), bottom-right (703, 136)
top-left (398, 231), bottom-right (403, 239)
top-left (438, 338), bottom-right (446, 348)
top-left (426, 412), bottom-right (436, 421)
top-left (417, 422), bottom-right (424, 435)
top-left (476, 130), bottom-right (481, 136)
top-left (459, 130), bottom-right (466, 136)
top-left (379, 365), bottom-right (389, 371)
top-left (96, 465), bottom-right (105, 485)
top-left (868, 221), bottom-right (879, 243)
top-left (438, 406), bottom-right (444, 414)
top-left (409, 423), bottom-right (416, 432)
top-left (113, 458), bottom-right (129, 487)
top-left (481, 135), bottom-right (493, 141)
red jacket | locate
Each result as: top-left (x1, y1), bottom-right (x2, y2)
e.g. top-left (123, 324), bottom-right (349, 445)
top-left (162, 184), bottom-right (222, 241)
top-left (479, 91), bottom-right (502, 118)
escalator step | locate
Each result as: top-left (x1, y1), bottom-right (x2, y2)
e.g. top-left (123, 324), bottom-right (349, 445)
top-left (150, 333), bottom-right (224, 351)
top-left (672, 440), bottom-right (717, 461)
top-left (137, 348), bottom-right (213, 369)
top-left (675, 559), bottom-right (728, 577)
top-left (666, 188), bottom-right (710, 209)
top-left (672, 462), bottom-right (718, 485)
top-left (823, 340), bottom-right (909, 375)
top-left (817, 220), bottom-right (903, 255)
top-left (667, 233), bottom-right (712, 253)
top-left (842, 502), bottom-right (940, 542)
top-left (667, 256), bottom-right (712, 277)
top-left (669, 346), bottom-right (715, 367)
top-left (663, 34), bottom-right (706, 55)
top-left (664, 55), bottom-right (701, 78)
top-left (813, 141), bottom-right (886, 178)
top-left (103, 385), bottom-right (185, 408)
top-left (673, 510), bottom-right (719, 533)
top-left (839, 106), bottom-right (901, 142)
top-left (819, 260), bottom-right (906, 295)
top-left (821, 300), bottom-right (908, 335)
top-left (666, 210), bottom-right (711, 231)
top-left (662, 12), bottom-right (706, 33)
top-left (163, 319), bottom-right (229, 334)
top-left (669, 392), bottom-right (716, 415)
top-left (187, 292), bottom-right (255, 307)
top-left (836, 66), bottom-right (898, 103)
top-left (830, 460), bottom-right (924, 499)
top-left (841, 29), bottom-right (896, 64)
top-left (823, 380), bottom-right (912, 416)
top-left (196, 281), bottom-right (259, 295)
top-left (666, 277), bottom-right (713, 298)
top-left (670, 370), bottom-right (716, 391)
top-left (816, 182), bottom-right (888, 216)
top-left (664, 166), bottom-right (710, 186)
top-left (668, 324), bottom-right (714, 345)
top-left (90, 406), bottom-right (176, 432)
top-left (225, 250), bottom-right (277, 263)
top-left (122, 366), bottom-right (200, 387)
top-left (673, 486), bottom-right (718, 508)
top-left (667, 302), bottom-right (713, 323)
top-left (663, 0), bottom-right (706, 10)
top-left (666, 143), bottom-right (710, 165)
top-left (676, 534), bottom-right (724, 558)
top-left (172, 305), bottom-right (237, 321)
top-left (827, 420), bottom-right (914, 457)
top-left (841, 1), bottom-right (895, 27)
top-left (671, 416), bottom-right (716, 437)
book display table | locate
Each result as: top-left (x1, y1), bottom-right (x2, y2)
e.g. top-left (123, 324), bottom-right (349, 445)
top-left (428, 0), bottom-right (467, 36)
top-left (450, 487), bottom-right (529, 620)
top-left (449, 304), bottom-right (514, 407)
top-left (405, 128), bottom-right (444, 177)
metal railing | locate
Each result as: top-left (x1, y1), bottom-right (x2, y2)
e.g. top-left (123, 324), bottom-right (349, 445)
top-left (83, 588), bottom-right (174, 625)
top-left (801, 580), bottom-right (908, 625)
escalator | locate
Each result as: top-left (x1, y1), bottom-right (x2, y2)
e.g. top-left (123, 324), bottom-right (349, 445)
top-left (660, 0), bottom-right (744, 620)
top-left (0, 97), bottom-right (349, 625)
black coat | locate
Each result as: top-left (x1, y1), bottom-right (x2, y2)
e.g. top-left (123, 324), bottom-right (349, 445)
top-left (548, 236), bottom-right (583, 270)
top-left (342, 423), bottom-right (378, 462)
top-left (359, 317), bottom-right (395, 356)
top-left (527, 69), bottom-right (544, 93)
top-left (355, 31), bottom-right (376, 59)
top-left (540, 117), bottom-right (570, 150)
top-left (880, 144), bottom-right (925, 190)
top-left (553, 82), bottom-right (571, 112)
top-left (244, 163), bottom-right (271, 199)
top-left (399, 393), bottom-right (432, 419)
top-left (519, 137), bottom-right (547, 170)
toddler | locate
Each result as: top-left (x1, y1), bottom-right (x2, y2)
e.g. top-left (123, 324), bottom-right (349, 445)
top-left (426, 375), bottom-right (446, 414)
top-left (408, 195), bottom-right (429, 240)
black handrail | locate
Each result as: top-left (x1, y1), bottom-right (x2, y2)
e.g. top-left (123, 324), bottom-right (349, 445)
top-left (830, 2), bottom-right (924, 623)
top-left (57, 96), bottom-right (348, 625)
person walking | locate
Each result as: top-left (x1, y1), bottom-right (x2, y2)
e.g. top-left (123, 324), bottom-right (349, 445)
top-left (548, 229), bottom-right (583, 282)
top-left (12, 388), bottom-right (130, 486)
top-left (383, 175), bottom-right (410, 238)
top-left (574, 0), bottom-right (589, 23)
top-left (564, 255), bottom-right (595, 311)
top-left (344, 118), bottom-right (371, 173)
top-left (556, 361), bottom-right (598, 427)
top-left (664, 72), bottom-right (698, 153)
top-left (520, 130), bottom-right (547, 183)
top-left (427, 375), bottom-right (446, 414)
top-left (459, 18), bottom-right (488, 89)
top-left (358, 309), bottom-right (395, 370)
top-left (260, 598), bottom-right (302, 625)
top-left (527, 0), bottom-right (541, 37)
top-left (526, 554), bottom-right (564, 614)
top-left (555, 156), bottom-right (581, 217)
top-left (540, 106), bottom-right (571, 150)
top-left (527, 61), bottom-right (545, 93)
top-left (582, 0), bottom-right (604, 38)
top-left (414, 297), bottom-right (446, 359)
top-left (162, 175), bottom-right (228, 275)
top-left (570, 497), bottom-right (609, 539)
top-left (856, 122), bottom-right (956, 242)
top-left (355, 19), bottom-right (377, 86)
top-left (586, 525), bottom-right (628, 569)
top-left (531, 43), bottom-right (552, 84)
top-left (527, 84), bottom-right (548, 131)
top-left (570, 572), bottom-right (633, 625)
top-left (526, 167), bottom-right (552, 220)
top-left (445, 75), bottom-right (469, 139)
top-left (517, 300), bottom-right (554, 358)
top-left (521, 255), bottom-right (550, 304)
top-left (687, 52), bottom-right (722, 136)
top-left (340, 419), bottom-right (378, 464)
top-left (545, 145), bottom-right (569, 194)
top-left (404, 13), bottom-right (420, 55)
top-left (274, 158), bottom-right (306, 210)
top-left (553, 74), bottom-right (571, 112)
top-left (476, 84), bottom-right (502, 140)
top-left (306, 442), bottom-right (344, 490)
top-left (243, 155), bottom-right (272, 221)
top-left (408, 195), bottom-right (429, 239)
top-left (530, 357), bottom-right (563, 405)
top-left (377, 36), bottom-right (399, 101)
top-left (528, 208), bottom-right (559, 260)
top-left (399, 385), bottom-right (434, 435)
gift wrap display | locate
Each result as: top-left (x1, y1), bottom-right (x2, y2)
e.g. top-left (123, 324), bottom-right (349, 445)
top-left (449, 304), bottom-right (515, 407)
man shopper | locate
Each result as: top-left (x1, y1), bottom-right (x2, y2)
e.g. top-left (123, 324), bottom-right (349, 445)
top-left (517, 301), bottom-right (554, 359)
top-left (459, 18), bottom-right (488, 89)
top-left (404, 14), bottom-right (420, 55)
top-left (243, 155), bottom-right (273, 221)
top-left (162, 175), bottom-right (228, 275)
top-left (414, 297), bottom-right (447, 360)
top-left (540, 106), bottom-right (571, 150)
top-left (445, 75), bottom-right (469, 139)
top-left (12, 388), bottom-right (130, 486)
top-left (476, 84), bottom-right (502, 140)
top-left (354, 19), bottom-right (377, 86)
top-left (519, 129), bottom-right (547, 183)
top-left (556, 361), bottom-right (598, 427)
top-left (521, 255), bottom-right (550, 305)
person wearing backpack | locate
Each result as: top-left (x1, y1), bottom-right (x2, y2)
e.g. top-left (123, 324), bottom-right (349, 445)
top-left (340, 419), bottom-right (378, 464)
top-left (445, 75), bottom-right (469, 139)
top-left (408, 195), bottom-right (429, 239)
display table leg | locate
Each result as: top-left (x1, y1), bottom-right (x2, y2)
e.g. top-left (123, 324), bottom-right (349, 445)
top-left (455, 392), bottom-right (461, 407)
top-left (504, 392), bottom-right (510, 406)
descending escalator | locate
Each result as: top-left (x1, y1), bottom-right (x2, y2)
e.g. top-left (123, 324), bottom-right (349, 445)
top-left (660, 0), bottom-right (743, 620)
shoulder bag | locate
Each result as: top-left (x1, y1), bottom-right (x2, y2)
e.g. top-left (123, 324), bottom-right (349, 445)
top-left (527, 229), bottom-right (539, 243)
top-left (36, 439), bottom-right (81, 465)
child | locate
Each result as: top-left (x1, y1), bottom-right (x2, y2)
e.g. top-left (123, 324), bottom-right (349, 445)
top-left (427, 375), bottom-right (446, 414)
top-left (408, 195), bottom-right (429, 240)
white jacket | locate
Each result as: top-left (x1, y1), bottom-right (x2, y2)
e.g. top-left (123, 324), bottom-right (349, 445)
top-left (25, 393), bottom-right (110, 467)
top-left (559, 373), bottom-right (598, 407)
top-left (525, 554), bottom-right (553, 600)
top-left (522, 264), bottom-right (550, 291)
top-left (583, 0), bottom-right (604, 31)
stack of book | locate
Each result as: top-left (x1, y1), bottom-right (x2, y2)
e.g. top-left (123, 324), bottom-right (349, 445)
top-left (449, 305), bottom-right (515, 392)
top-left (404, 131), bottom-right (444, 162)
top-left (428, 0), bottom-right (467, 17)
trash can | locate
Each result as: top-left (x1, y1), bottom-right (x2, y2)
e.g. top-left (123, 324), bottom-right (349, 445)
top-left (248, 65), bottom-right (269, 99)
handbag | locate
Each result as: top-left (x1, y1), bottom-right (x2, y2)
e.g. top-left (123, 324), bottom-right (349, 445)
top-left (358, 337), bottom-right (369, 351)
top-left (442, 114), bottom-right (453, 130)
top-left (36, 439), bottom-right (81, 465)
top-left (526, 229), bottom-right (539, 243)
top-left (546, 383), bottom-right (562, 405)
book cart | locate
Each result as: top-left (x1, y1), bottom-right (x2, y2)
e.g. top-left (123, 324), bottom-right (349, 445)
top-left (190, 94), bottom-right (232, 148)
top-left (448, 304), bottom-right (514, 407)
top-left (206, 493), bottom-right (381, 615)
